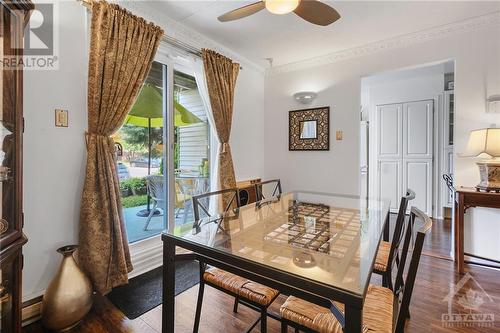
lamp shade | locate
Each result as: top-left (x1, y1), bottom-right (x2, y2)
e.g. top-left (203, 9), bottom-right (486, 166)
top-left (463, 128), bottom-right (500, 157)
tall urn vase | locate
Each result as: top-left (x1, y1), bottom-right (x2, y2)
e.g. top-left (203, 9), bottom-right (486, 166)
top-left (41, 245), bottom-right (93, 331)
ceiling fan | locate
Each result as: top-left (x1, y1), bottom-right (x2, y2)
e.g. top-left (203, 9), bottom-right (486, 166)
top-left (217, 0), bottom-right (341, 26)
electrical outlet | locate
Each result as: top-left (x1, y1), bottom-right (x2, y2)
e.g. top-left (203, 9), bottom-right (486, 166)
top-left (336, 130), bottom-right (343, 141)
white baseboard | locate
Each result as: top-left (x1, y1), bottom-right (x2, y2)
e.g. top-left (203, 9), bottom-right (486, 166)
top-left (22, 298), bottom-right (42, 327)
top-left (22, 290), bottom-right (44, 304)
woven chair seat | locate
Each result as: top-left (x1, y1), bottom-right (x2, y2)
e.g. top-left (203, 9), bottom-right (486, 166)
top-left (203, 267), bottom-right (279, 306)
top-left (374, 240), bottom-right (391, 272)
top-left (280, 284), bottom-right (394, 333)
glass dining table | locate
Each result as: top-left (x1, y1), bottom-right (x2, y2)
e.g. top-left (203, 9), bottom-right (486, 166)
top-left (161, 191), bottom-right (391, 333)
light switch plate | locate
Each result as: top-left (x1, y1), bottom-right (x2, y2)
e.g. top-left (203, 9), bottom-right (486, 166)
top-left (336, 130), bottom-right (343, 141)
top-left (55, 109), bottom-right (68, 127)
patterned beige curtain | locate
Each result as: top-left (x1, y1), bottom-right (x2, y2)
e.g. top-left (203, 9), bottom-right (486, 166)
top-left (79, 1), bottom-right (163, 295)
top-left (202, 49), bottom-right (240, 208)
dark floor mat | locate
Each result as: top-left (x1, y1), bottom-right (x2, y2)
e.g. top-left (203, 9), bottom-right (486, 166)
top-left (107, 261), bottom-right (199, 319)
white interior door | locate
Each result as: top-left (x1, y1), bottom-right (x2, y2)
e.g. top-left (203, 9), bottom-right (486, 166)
top-left (403, 100), bottom-right (433, 215)
top-left (403, 101), bottom-right (433, 159)
top-left (377, 104), bottom-right (403, 211)
top-left (379, 160), bottom-right (402, 211)
top-left (377, 104), bottom-right (402, 159)
top-left (403, 160), bottom-right (432, 214)
top-left (376, 101), bottom-right (433, 215)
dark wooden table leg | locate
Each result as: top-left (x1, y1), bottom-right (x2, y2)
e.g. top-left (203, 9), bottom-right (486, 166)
top-left (453, 196), bottom-right (459, 268)
top-left (383, 212), bottom-right (390, 242)
top-left (457, 194), bottom-right (465, 275)
top-left (162, 238), bottom-right (176, 333)
top-left (344, 304), bottom-right (362, 333)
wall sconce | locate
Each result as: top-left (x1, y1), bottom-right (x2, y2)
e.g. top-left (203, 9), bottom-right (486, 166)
top-left (487, 95), bottom-right (500, 113)
top-left (294, 91), bottom-right (317, 104)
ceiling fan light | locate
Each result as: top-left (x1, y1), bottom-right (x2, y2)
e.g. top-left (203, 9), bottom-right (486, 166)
top-left (265, 0), bottom-right (300, 15)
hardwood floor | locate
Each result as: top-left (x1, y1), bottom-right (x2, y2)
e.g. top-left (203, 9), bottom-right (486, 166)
top-left (24, 217), bottom-right (500, 333)
top-left (421, 218), bottom-right (452, 259)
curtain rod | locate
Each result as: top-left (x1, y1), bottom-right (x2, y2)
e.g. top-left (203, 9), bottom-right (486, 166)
top-left (78, 0), bottom-right (243, 69)
top-left (162, 35), bottom-right (201, 57)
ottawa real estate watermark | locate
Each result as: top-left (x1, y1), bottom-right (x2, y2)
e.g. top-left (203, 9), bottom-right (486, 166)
top-left (442, 273), bottom-right (496, 329)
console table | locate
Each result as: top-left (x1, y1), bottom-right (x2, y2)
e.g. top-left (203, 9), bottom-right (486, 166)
top-left (454, 187), bottom-right (500, 274)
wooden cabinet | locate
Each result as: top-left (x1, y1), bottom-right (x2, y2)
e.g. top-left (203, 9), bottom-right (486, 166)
top-left (0, 1), bottom-right (33, 332)
top-left (1, 236), bottom-right (27, 333)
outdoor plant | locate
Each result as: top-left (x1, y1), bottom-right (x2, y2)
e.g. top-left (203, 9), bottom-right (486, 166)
top-left (121, 195), bottom-right (148, 208)
top-left (120, 177), bottom-right (148, 196)
top-left (119, 181), bottom-right (131, 197)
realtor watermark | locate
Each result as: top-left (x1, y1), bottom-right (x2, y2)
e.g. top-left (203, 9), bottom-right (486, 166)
top-left (2, 2), bottom-right (58, 70)
top-left (441, 273), bottom-right (496, 328)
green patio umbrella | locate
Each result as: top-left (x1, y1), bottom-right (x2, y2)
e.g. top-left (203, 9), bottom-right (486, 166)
top-left (124, 83), bottom-right (202, 216)
top-left (124, 83), bottom-right (202, 128)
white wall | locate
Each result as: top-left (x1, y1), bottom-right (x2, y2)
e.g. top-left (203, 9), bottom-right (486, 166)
top-left (264, 25), bottom-right (500, 260)
top-left (23, 1), bottom-right (88, 301)
top-left (22, 1), bottom-right (265, 300)
top-left (232, 67), bottom-right (265, 182)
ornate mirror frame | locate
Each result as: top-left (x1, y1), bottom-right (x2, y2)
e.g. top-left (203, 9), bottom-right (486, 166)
top-left (289, 106), bottom-right (330, 151)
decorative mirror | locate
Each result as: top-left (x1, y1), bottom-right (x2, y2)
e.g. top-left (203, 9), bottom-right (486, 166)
top-left (289, 107), bottom-right (329, 151)
top-left (299, 120), bottom-right (317, 139)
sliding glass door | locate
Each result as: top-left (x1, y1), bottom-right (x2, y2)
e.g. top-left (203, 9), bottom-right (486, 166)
top-left (172, 68), bottom-right (211, 234)
top-left (115, 61), bottom-right (168, 243)
top-left (114, 52), bottom-right (212, 244)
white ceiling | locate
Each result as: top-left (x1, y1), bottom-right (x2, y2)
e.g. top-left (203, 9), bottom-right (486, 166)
top-left (145, 1), bottom-right (500, 68)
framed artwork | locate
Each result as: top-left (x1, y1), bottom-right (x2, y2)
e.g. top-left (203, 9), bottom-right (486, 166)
top-left (289, 106), bottom-right (330, 151)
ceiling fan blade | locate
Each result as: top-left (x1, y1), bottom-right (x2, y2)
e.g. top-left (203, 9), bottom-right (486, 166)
top-left (294, 0), bottom-right (341, 26)
top-left (218, 2), bottom-right (265, 22)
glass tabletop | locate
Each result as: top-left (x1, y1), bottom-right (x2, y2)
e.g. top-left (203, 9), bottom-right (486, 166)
top-left (167, 191), bottom-right (390, 296)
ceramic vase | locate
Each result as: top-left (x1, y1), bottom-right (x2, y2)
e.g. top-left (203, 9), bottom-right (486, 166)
top-left (41, 245), bottom-right (93, 331)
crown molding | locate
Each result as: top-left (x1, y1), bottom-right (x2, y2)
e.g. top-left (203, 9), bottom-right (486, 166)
top-left (267, 11), bottom-right (500, 76)
top-left (115, 0), bottom-right (265, 74)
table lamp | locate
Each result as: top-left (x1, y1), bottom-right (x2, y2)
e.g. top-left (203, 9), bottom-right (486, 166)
top-left (463, 128), bottom-right (500, 192)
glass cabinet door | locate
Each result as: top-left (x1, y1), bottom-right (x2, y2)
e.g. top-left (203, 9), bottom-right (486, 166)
top-left (0, 4), bottom-right (23, 245)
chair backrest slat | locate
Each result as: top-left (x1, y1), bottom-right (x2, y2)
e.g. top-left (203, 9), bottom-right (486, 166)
top-left (394, 206), bottom-right (432, 333)
top-left (192, 188), bottom-right (240, 221)
top-left (146, 175), bottom-right (165, 202)
top-left (387, 189), bottom-right (416, 268)
top-left (255, 179), bottom-right (282, 201)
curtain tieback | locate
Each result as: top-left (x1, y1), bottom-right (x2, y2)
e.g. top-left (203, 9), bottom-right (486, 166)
top-left (221, 142), bottom-right (230, 153)
top-left (85, 131), bottom-right (114, 148)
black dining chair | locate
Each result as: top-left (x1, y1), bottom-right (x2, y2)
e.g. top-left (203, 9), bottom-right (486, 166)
top-left (192, 188), bottom-right (240, 222)
top-left (374, 189), bottom-right (416, 290)
top-left (192, 188), bottom-right (279, 333)
top-left (279, 206), bottom-right (432, 333)
top-left (254, 179), bottom-right (282, 202)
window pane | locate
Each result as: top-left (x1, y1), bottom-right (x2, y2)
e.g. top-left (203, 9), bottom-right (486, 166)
top-left (173, 70), bottom-right (210, 235)
top-left (115, 61), bottom-right (165, 243)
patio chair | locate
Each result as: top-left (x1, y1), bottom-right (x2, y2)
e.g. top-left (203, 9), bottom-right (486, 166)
top-left (174, 178), bottom-right (193, 226)
top-left (144, 175), bottom-right (166, 231)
